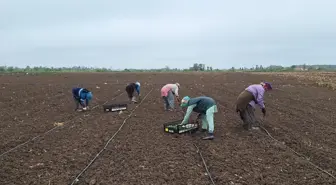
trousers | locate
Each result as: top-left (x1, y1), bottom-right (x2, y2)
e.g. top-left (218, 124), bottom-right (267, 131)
top-left (162, 90), bottom-right (175, 110)
top-left (239, 104), bottom-right (257, 129)
top-left (199, 105), bottom-right (218, 133)
top-left (126, 85), bottom-right (138, 101)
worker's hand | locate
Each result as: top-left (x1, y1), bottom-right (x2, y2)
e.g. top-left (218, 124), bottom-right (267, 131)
top-left (261, 108), bottom-right (266, 117)
top-left (176, 96), bottom-right (181, 103)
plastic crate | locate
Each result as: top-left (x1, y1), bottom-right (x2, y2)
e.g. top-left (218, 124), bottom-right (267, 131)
top-left (163, 119), bottom-right (199, 134)
top-left (103, 104), bottom-right (128, 112)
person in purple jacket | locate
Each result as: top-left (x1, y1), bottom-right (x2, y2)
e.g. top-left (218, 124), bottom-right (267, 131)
top-left (235, 82), bottom-right (272, 130)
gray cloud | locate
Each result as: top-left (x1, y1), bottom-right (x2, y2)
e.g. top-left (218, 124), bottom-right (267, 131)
top-left (1, 0), bottom-right (336, 69)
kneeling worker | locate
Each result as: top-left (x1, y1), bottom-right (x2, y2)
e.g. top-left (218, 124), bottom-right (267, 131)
top-left (180, 96), bottom-right (218, 140)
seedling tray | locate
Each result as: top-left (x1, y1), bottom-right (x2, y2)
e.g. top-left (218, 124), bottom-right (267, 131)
top-left (163, 119), bottom-right (199, 134)
top-left (103, 104), bottom-right (128, 112)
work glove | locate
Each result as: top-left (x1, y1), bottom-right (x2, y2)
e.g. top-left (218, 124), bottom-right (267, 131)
top-left (261, 108), bottom-right (266, 117)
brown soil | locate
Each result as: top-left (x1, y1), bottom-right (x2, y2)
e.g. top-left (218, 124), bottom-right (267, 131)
top-left (0, 72), bottom-right (335, 185)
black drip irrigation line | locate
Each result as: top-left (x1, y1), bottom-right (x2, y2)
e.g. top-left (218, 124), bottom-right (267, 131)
top-left (193, 143), bottom-right (216, 185)
top-left (70, 88), bottom-right (154, 185)
top-left (214, 92), bottom-right (335, 181)
top-left (0, 91), bottom-right (124, 159)
top-left (183, 86), bottom-right (218, 184)
top-left (259, 125), bottom-right (336, 181)
top-left (189, 85), bottom-right (335, 181)
top-left (213, 90), bottom-right (335, 181)
top-left (0, 101), bottom-right (106, 158)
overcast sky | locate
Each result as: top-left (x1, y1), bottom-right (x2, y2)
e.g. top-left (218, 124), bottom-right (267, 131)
top-left (1, 0), bottom-right (336, 69)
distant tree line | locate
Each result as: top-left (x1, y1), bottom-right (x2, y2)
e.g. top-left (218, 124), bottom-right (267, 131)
top-left (228, 64), bottom-right (336, 72)
top-left (126, 63), bottom-right (215, 72)
top-left (0, 66), bottom-right (116, 73)
top-left (1, 63), bottom-right (336, 74)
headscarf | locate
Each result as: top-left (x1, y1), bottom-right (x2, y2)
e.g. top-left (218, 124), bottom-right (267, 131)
top-left (180, 96), bottom-right (190, 107)
top-left (261, 82), bottom-right (272, 90)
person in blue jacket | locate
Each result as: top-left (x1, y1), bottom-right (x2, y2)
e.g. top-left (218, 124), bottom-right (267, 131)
top-left (72, 87), bottom-right (93, 111)
top-left (125, 82), bottom-right (140, 103)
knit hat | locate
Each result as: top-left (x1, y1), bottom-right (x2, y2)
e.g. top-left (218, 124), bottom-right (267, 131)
top-left (135, 82), bottom-right (140, 86)
top-left (180, 96), bottom-right (190, 107)
top-left (261, 82), bottom-right (272, 90)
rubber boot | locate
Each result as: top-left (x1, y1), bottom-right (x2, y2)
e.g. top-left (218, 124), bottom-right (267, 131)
top-left (202, 133), bottom-right (214, 140)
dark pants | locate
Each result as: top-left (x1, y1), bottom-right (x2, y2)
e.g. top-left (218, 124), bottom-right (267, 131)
top-left (162, 90), bottom-right (174, 110)
top-left (236, 90), bottom-right (254, 111)
top-left (239, 104), bottom-right (257, 130)
top-left (73, 97), bottom-right (83, 109)
top-left (125, 84), bottom-right (138, 101)
top-left (236, 90), bottom-right (257, 130)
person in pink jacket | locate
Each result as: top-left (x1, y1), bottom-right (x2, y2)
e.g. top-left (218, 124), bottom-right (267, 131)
top-left (161, 83), bottom-right (180, 111)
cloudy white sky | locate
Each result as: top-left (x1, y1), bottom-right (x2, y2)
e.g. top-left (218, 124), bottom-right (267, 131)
top-left (1, 0), bottom-right (336, 69)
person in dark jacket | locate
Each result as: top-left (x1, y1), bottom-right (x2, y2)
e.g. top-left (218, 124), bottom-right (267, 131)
top-left (125, 82), bottom-right (140, 103)
top-left (235, 82), bottom-right (272, 130)
top-left (72, 87), bottom-right (93, 111)
top-left (180, 96), bottom-right (218, 140)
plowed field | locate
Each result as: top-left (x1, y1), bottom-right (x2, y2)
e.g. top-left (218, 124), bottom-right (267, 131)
top-left (0, 72), bottom-right (335, 185)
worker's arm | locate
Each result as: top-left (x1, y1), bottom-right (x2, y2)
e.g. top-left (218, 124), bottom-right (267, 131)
top-left (79, 98), bottom-right (86, 107)
top-left (256, 92), bottom-right (265, 109)
top-left (174, 88), bottom-right (180, 102)
top-left (256, 91), bottom-right (266, 116)
top-left (181, 104), bottom-right (197, 124)
top-left (135, 85), bottom-right (140, 95)
top-left (174, 87), bottom-right (179, 97)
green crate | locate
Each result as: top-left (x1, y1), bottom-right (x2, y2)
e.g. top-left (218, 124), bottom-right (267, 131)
top-left (163, 119), bottom-right (199, 134)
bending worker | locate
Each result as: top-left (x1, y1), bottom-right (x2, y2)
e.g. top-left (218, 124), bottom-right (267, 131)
top-left (160, 83), bottom-right (180, 111)
top-left (125, 81), bottom-right (141, 103)
top-left (235, 82), bottom-right (272, 130)
top-left (72, 87), bottom-right (93, 111)
top-left (180, 96), bottom-right (218, 140)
